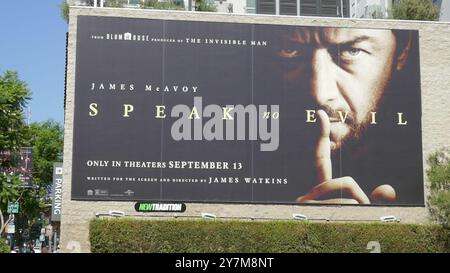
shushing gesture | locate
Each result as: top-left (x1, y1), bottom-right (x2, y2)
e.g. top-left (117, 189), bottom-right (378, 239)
top-left (296, 110), bottom-right (396, 204)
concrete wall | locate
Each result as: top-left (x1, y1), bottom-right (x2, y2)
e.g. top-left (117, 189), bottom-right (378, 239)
top-left (61, 7), bottom-right (450, 252)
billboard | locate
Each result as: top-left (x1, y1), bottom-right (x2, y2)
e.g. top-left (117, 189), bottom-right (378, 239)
top-left (71, 16), bottom-right (423, 206)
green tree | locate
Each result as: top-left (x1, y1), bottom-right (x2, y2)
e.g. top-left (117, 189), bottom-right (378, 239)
top-left (195, 0), bottom-right (217, 12)
top-left (11, 120), bottom-right (64, 244)
top-left (0, 238), bottom-right (9, 253)
top-left (60, 0), bottom-right (70, 24)
top-left (427, 147), bottom-right (450, 228)
top-left (391, 0), bottom-right (440, 21)
top-left (28, 120), bottom-right (64, 187)
top-left (0, 73), bottom-right (63, 242)
top-left (0, 71), bottom-right (31, 153)
top-left (0, 70), bottom-right (31, 234)
top-left (104, 0), bottom-right (127, 8)
top-left (0, 174), bottom-right (21, 235)
top-left (142, 0), bottom-right (185, 10)
top-left (60, 0), bottom-right (187, 24)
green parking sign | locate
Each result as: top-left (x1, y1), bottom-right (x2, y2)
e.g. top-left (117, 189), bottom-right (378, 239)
top-left (7, 202), bottom-right (19, 214)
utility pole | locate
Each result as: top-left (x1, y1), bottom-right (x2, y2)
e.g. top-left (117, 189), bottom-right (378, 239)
top-left (25, 108), bottom-right (31, 126)
top-left (53, 231), bottom-right (58, 253)
top-left (39, 227), bottom-right (45, 252)
top-left (0, 208), bottom-right (4, 235)
top-left (48, 229), bottom-right (52, 253)
top-left (46, 224), bottom-right (53, 253)
top-left (8, 215), bottom-right (14, 250)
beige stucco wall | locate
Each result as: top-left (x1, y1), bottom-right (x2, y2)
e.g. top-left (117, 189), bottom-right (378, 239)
top-left (61, 7), bottom-right (450, 253)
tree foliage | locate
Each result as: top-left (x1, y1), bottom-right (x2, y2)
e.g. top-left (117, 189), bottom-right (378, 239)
top-left (0, 71), bottom-right (31, 217)
top-left (0, 71), bottom-right (31, 153)
top-left (59, 0), bottom-right (217, 25)
top-left (13, 120), bottom-right (64, 235)
top-left (392, 0), bottom-right (440, 21)
top-left (1, 70), bottom-right (64, 242)
top-left (142, 0), bottom-right (185, 10)
top-left (104, 0), bottom-right (126, 8)
top-left (0, 174), bottom-right (21, 211)
top-left (27, 120), bottom-right (64, 187)
top-left (0, 238), bottom-right (9, 253)
top-left (195, 0), bottom-right (217, 12)
top-left (60, 0), bottom-right (70, 24)
top-left (427, 147), bottom-right (450, 228)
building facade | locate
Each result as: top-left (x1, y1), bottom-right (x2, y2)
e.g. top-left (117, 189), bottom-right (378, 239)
top-left (349, 0), bottom-right (392, 18)
top-left (434, 0), bottom-right (450, 21)
top-left (256, 0), bottom-right (350, 17)
top-left (68, 0), bottom-right (449, 20)
top-left (350, 0), bottom-right (449, 20)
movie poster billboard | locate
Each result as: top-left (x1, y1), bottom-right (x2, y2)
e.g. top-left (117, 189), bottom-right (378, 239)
top-left (71, 16), bottom-right (424, 206)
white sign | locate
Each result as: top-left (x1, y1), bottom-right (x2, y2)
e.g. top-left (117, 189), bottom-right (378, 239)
top-left (51, 163), bottom-right (63, 222)
top-left (7, 223), bottom-right (15, 234)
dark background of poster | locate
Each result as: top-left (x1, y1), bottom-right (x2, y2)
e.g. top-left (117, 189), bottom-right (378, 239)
top-left (71, 16), bottom-right (423, 205)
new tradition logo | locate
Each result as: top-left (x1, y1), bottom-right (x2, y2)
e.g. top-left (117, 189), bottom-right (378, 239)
top-left (134, 202), bottom-right (186, 213)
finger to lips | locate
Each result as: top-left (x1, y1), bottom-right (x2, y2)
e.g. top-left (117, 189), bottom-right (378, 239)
top-left (316, 109), bottom-right (332, 183)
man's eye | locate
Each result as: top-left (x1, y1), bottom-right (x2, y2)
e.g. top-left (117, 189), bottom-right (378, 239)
top-left (341, 48), bottom-right (363, 59)
top-left (277, 49), bottom-right (301, 59)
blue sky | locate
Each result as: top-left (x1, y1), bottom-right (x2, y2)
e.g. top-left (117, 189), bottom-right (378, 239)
top-left (0, 0), bottom-right (67, 124)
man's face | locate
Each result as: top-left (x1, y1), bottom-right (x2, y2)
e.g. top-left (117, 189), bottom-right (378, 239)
top-left (278, 27), bottom-right (397, 150)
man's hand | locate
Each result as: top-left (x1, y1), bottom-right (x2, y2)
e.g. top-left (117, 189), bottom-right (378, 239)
top-left (296, 109), bottom-right (393, 204)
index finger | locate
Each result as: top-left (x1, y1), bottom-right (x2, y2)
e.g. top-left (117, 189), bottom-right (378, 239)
top-left (315, 109), bottom-right (332, 183)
